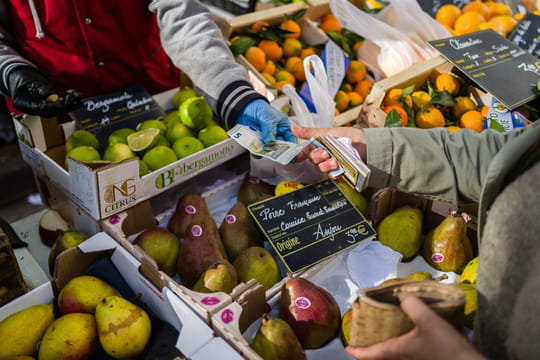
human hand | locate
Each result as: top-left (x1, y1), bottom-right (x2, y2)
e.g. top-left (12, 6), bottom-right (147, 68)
top-left (8, 68), bottom-right (83, 117)
top-left (291, 123), bottom-right (367, 175)
top-left (346, 295), bottom-right (486, 360)
top-left (238, 99), bottom-right (296, 144)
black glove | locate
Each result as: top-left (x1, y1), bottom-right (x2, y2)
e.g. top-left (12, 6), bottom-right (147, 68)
top-left (8, 68), bottom-right (83, 117)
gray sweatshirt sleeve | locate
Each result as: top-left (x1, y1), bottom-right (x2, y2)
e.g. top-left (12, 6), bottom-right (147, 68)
top-left (148, 0), bottom-right (266, 128)
top-left (364, 126), bottom-right (530, 204)
top-left (0, 2), bottom-right (39, 96)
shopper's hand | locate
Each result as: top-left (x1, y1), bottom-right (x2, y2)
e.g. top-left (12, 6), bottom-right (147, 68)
top-left (291, 123), bottom-right (367, 175)
top-left (238, 99), bottom-right (296, 144)
top-left (346, 295), bottom-right (486, 360)
top-left (8, 68), bottom-right (83, 117)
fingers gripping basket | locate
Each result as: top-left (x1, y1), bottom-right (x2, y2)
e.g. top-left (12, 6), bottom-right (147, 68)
top-left (350, 280), bottom-right (465, 347)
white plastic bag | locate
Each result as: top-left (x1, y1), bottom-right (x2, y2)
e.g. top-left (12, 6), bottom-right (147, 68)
top-left (330, 0), bottom-right (450, 78)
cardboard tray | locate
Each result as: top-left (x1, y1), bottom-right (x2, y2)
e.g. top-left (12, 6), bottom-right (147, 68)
top-left (12, 87), bottom-right (246, 221)
top-left (0, 232), bottom-right (244, 359)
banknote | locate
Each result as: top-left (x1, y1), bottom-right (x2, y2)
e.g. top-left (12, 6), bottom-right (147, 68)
top-left (227, 124), bottom-right (306, 165)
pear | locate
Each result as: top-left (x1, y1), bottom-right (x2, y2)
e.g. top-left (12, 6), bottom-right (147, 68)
top-left (423, 213), bottom-right (473, 273)
top-left (341, 308), bottom-right (352, 346)
top-left (233, 247), bottom-right (281, 290)
top-left (0, 304), bottom-right (54, 358)
top-left (219, 202), bottom-right (263, 261)
top-left (57, 275), bottom-right (120, 315)
top-left (454, 283), bottom-right (477, 329)
top-left (95, 296), bottom-right (151, 359)
top-left (192, 260), bottom-right (238, 293)
top-left (48, 230), bottom-right (88, 275)
top-left (334, 177), bottom-right (369, 216)
top-left (376, 206), bottom-right (424, 260)
top-left (168, 194), bottom-right (209, 238)
top-left (237, 175), bottom-right (275, 206)
top-left (177, 214), bottom-right (227, 288)
top-left (379, 271), bottom-right (434, 286)
top-left (251, 315), bottom-right (306, 360)
top-left (134, 226), bottom-right (180, 276)
top-left (280, 277), bottom-right (341, 349)
top-left (38, 313), bottom-right (98, 360)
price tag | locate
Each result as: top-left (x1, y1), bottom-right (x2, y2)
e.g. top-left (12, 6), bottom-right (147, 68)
top-left (417, 0), bottom-right (470, 17)
top-left (429, 29), bottom-right (540, 109)
top-left (69, 85), bottom-right (166, 149)
top-left (509, 12), bottom-right (540, 58)
top-left (248, 179), bottom-right (375, 273)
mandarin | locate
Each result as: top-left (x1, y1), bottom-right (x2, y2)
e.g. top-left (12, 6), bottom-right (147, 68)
top-left (383, 105), bottom-right (408, 126)
top-left (258, 40), bottom-right (283, 62)
top-left (245, 46), bottom-right (266, 72)
top-left (345, 60), bottom-right (367, 83)
top-left (280, 19), bottom-right (301, 39)
top-left (454, 12), bottom-right (485, 35)
top-left (460, 110), bottom-right (485, 132)
top-left (435, 4), bottom-right (462, 29)
top-left (416, 107), bottom-right (445, 128)
top-left (354, 79), bottom-right (373, 99)
top-left (435, 73), bottom-right (461, 96)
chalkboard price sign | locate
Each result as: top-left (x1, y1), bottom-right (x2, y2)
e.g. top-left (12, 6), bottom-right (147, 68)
top-left (248, 179), bottom-right (376, 273)
top-left (417, 0), bottom-right (469, 17)
top-left (509, 12), bottom-right (540, 59)
top-left (69, 84), bottom-right (166, 149)
top-left (429, 29), bottom-right (540, 109)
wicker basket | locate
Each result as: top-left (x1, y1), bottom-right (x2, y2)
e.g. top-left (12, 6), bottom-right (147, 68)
top-left (349, 280), bottom-right (465, 347)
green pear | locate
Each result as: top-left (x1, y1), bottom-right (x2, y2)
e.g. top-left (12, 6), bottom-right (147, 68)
top-left (192, 260), bottom-right (238, 293)
top-left (379, 271), bottom-right (434, 286)
top-left (237, 175), bottom-right (275, 206)
top-left (57, 275), bottom-right (120, 315)
top-left (423, 213), bottom-right (473, 272)
top-left (341, 308), bottom-right (352, 346)
top-left (233, 247), bottom-right (281, 290)
top-left (377, 206), bottom-right (424, 260)
top-left (280, 277), bottom-right (341, 349)
top-left (251, 315), bottom-right (306, 360)
top-left (38, 313), bottom-right (98, 360)
top-left (95, 296), bottom-right (151, 359)
top-left (177, 214), bottom-right (227, 288)
top-left (0, 304), bottom-right (54, 358)
top-left (168, 194), bottom-right (209, 238)
top-left (219, 202), bottom-right (263, 261)
top-left (134, 226), bottom-right (180, 276)
top-left (48, 230), bottom-right (88, 275)
top-left (454, 283), bottom-right (477, 329)
top-left (334, 177), bottom-right (369, 216)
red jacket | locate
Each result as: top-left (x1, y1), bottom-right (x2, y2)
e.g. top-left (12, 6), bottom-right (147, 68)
top-left (5, 0), bottom-right (180, 96)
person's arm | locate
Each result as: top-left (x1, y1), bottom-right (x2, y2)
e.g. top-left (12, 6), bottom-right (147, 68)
top-left (149, 0), bottom-right (295, 143)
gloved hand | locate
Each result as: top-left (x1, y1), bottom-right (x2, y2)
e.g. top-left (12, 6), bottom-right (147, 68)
top-left (8, 68), bottom-right (83, 117)
top-left (238, 99), bottom-right (296, 144)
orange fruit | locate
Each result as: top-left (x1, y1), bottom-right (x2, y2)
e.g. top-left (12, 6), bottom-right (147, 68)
top-left (275, 70), bottom-right (296, 86)
top-left (263, 60), bottom-right (276, 76)
top-left (480, 105), bottom-right (489, 117)
top-left (352, 41), bottom-right (364, 53)
top-left (514, 13), bottom-right (525, 21)
top-left (320, 14), bottom-right (342, 32)
top-left (258, 40), bottom-right (283, 62)
top-left (383, 105), bottom-right (408, 126)
top-left (446, 126), bottom-right (462, 133)
top-left (416, 107), bottom-right (445, 128)
top-left (452, 97), bottom-right (477, 119)
top-left (487, 2), bottom-right (512, 19)
top-left (335, 90), bottom-right (350, 112)
top-left (435, 4), bottom-right (461, 29)
top-left (275, 81), bottom-right (292, 90)
top-left (251, 21), bottom-right (269, 31)
top-left (230, 35), bottom-right (241, 43)
top-left (282, 38), bottom-right (303, 58)
top-left (340, 83), bottom-right (353, 93)
top-left (454, 12), bottom-right (485, 35)
top-left (488, 15), bottom-right (517, 36)
top-left (354, 79), bottom-right (373, 99)
top-left (478, 21), bottom-right (501, 34)
top-left (345, 60), bottom-right (367, 84)
top-left (383, 88), bottom-right (404, 107)
top-left (460, 110), bottom-right (485, 132)
top-left (462, 2), bottom-right (489, 19)
top-left (411, 91), bottom-right (432, 110)
top-left (300, 47), bottom-right (316, 60)
top-left (261, 72), bottom-right (276, 86)
top-left (435, 73), bottom-right (461, 96)
top-left (280, 19), bottom-right (301, 39)
top-left (348, 91), bottom-right (363, 107)
top-left (285, 56), bottom-right (302, 72)
top-left (245, 46), bottom-right (266, 72)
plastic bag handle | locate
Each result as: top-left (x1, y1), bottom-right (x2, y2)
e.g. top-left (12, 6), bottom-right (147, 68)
top-left (303, 55), bottom-right (335, 128)
top-left (282, 84), bottom-right (316, 128)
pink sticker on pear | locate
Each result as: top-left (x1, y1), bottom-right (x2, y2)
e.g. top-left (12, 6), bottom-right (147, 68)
top-left (295, 297), bottom-right (311, 310)
top-left (191, 225), bottom-right (203, 237)
top-left (201, 297), bottom-right (220, 306)
top-left (221, 309), bottom-right (234, 324)
top-left (432, 253), bottom-right (444, 263)
top-left (225, 214), bottom-right (236, 224)
top-left (185, 205), bottom-right (197, 214)
top-left (108, 215), bottom-right (120, 225)
top-left (249, 177), bottom-right (260, 184)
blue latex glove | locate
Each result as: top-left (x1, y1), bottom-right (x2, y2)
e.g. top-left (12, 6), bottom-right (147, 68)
top-left (238, 99), bottom-right (296, 144)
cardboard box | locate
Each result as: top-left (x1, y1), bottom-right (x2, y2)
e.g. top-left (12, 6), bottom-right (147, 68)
top-left (359, 55), bottom-right (490, 128)
top-left (12, 87), bottom-right (245, 221)
top-left (0, 232), bottom-right (226, 358)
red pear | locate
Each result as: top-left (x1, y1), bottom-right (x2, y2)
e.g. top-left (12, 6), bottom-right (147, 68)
top-left (168, 194), bottom-right (209, 238)
top-left (57, 275), bottom-right (120, 315)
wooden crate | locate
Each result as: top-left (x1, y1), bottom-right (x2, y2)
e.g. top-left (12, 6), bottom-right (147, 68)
top-left (0, 229), bottom-right (27, 306)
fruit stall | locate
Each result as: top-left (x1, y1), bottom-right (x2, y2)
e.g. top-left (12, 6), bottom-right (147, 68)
top-left (1, 0), bottom-right (538, 359)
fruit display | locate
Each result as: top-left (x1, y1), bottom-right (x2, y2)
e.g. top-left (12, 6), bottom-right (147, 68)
top-left (63, 86), bottom-right (230, 175)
